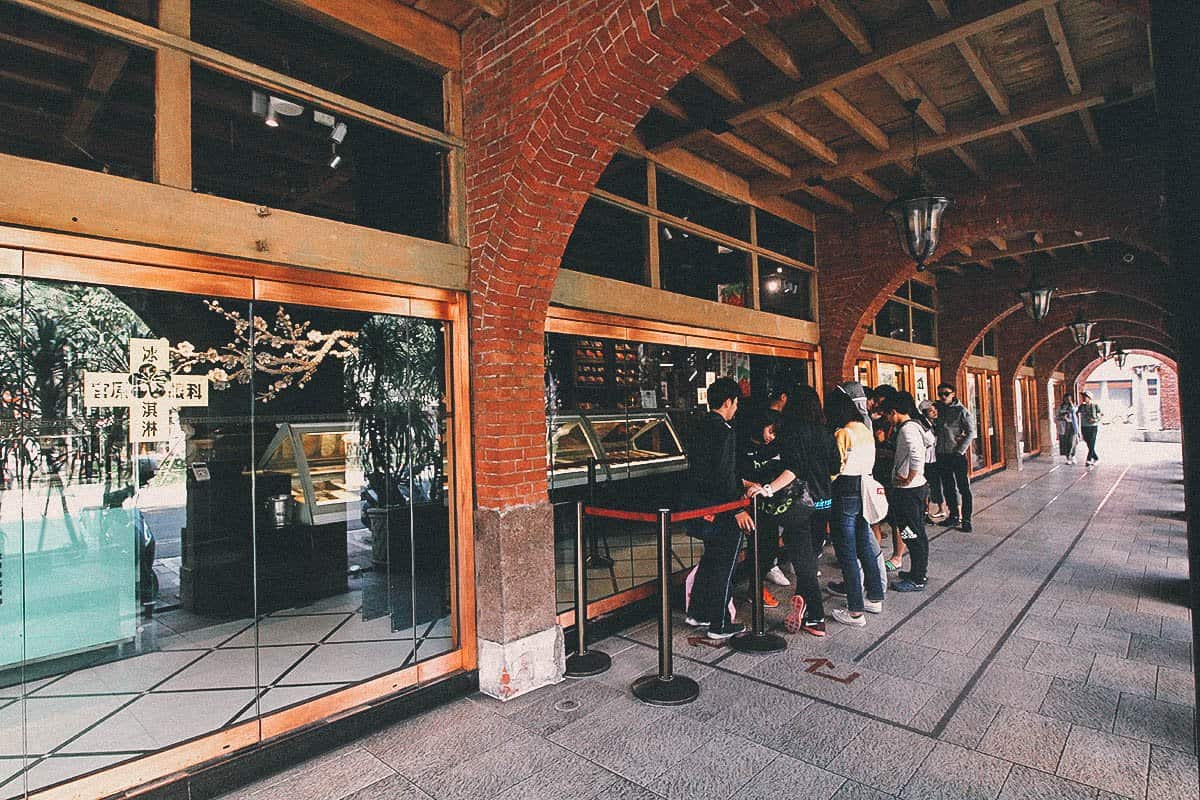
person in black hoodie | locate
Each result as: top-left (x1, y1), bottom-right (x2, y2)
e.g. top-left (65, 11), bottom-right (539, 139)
top-left (684, 377), bottom-right (753, 640)
top-left (747, 385), bottom-right (840, 637)
top-left (737, 407), bottom-right (786, 610)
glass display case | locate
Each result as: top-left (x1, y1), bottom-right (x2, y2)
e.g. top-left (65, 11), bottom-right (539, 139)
top-left (258, 421), bottom-right (362, 525)
top-left (547, 411), bottom-right (686, 489)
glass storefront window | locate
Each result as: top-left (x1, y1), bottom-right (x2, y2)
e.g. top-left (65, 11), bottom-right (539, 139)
top-left (875, 300), bottom-right (910, 341)
top-left (656, 171), bottom-right (749, 241)
top-left (659, 226), bottom-right (750, 305)
top-left (758, 259), bottom-right (812, 321)
top-left (560, 198), bottom-right (648, 285)
top-left (755, 209), bottom-right (815, 264)
top-left (912, 307), bottom-right (936, 346)
top-left (0, 3), bottom-right (155, 182)
top-left (0, 272), bottom-right (455, 795)
top-left (191, 67), bottom-right (449, 242)
top-left (910, 280), bottom-right (936, 308)
top-left (191, 0), bottom-right (444, 131)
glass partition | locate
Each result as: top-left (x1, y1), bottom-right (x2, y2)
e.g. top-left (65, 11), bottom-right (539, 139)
top-left (0, 271), bottom-right (456, 798)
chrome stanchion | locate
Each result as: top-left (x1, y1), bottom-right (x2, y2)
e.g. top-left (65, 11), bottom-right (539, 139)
top-left (565, 501), bottom-right (611, 677)
top-left (632, 508), bottom-right (699, 705)
top-left (731, 496), bottom-right (786, 653)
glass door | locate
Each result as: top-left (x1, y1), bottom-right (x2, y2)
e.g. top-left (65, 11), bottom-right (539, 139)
top-left (987, 373), bottom-right (1003, 468)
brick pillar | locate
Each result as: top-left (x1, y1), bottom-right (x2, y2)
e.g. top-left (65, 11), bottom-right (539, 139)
top-left (1160, 364), bottom-right (1181, 430)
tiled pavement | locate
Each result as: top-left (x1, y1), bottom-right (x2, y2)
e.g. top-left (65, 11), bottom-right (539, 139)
top-left (223, 445), bottom-right (1195, 800)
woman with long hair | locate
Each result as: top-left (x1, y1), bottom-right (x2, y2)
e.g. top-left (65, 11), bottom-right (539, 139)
top-left (822, 388), bottom-right (885, 626)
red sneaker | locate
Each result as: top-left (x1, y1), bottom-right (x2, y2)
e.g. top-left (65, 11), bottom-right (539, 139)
top-left (762, 587), bottom-right (780, 608)
top-left (784, 595), bottom-right (805, 633)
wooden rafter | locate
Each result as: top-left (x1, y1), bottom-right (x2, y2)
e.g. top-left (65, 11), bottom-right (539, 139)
top-left (955, 37), bottom-right (1010, 115)
top-left (848, 172), bottom-right (895, 201)
top-left (927, 0), bottom-right (952, 21)
top-left (713, 132), bottom-right (790, 177)
top-left (58, 43), bottom-right (130, 161)
top-left (1043, 4), bottom-right (1082, 95)
top-left (693, 63), bottom-right (744, 104)
top-left (956, 244), bottom-right (974, 257)
top-left (727, 0), bottom-right (1058, 128)
top-left (818, 90), bottom-right (889, 151)
top-left (762, 112), bottom-right (838, 164)
top-left (741, 21), bottom-right (802, 81)
top-left (1078, 109), bottom-right (1102, 151)
top-left (951, 144), bottom-right (985, 178)
top-left (879, 67), bottom-right (947, 134)
top-left (816, 0), bottom-right (872, 54)
top-left (753, 82), bottom-right (1130, 196)
top-left (930, 232), bottom-right (1110, 269)
top-left (795, 182), bottom-right (854, 213)
top-left (988, 235), bottom-right (1008, 250)
top-left (458, 0), bottom-right (508, 19)
top-left (1011, 127), bottom-right (1038, 161)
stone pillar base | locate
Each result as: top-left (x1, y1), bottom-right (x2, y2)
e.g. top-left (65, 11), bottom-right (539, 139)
top-left (478, 626), bottom-right (565, 701)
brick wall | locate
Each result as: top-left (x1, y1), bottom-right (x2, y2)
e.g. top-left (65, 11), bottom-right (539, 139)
top-left (1160, 362), bottom-right (1181, 429)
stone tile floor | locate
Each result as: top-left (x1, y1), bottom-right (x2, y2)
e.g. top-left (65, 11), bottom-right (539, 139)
top-left (221, 444), bottom-right (1196, 800)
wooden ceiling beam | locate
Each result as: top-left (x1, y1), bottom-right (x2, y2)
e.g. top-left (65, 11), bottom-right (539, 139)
top-left (741, 22), bottom-right (803, 81)
top-left (762, 112), bottom-right (838, 164)
top-left (955, 37), bottom-right (1010, 115)
top-left (930, 233), bottom-right (1110, 268)
top-left (727, 0), bottom-right (1059, 128)
top-left (816, 0), bottom-right (873, 55)
top-left (1043, 3), bottom-right (1082, 95)
top-left (795, 183), bottom-right (855, 213)
top-left (693, 63), bottom-right (744, 105)
top-left (879, 67), bottom-right (947, 134)
top-left (818, 90), bottom-right (889, 151)
top-left (956, 244), bottom-right (974, 257)
top-left (1011, 127), bottom-right (1038, 161)
top-left (753, 81), bottom-right (1129, 196)
top-left (654, 97), bottom-right (690, 122)
top-left (712, 132), bottom-right (791, 177)
top-left (1079, 109), bottom-right (1102, 151)
top-left (927, 0), bottom-right (953, 21)
top-left (458, 0), bottom-right (508, 19)
top-left (988, 235), bottom-right (1008, 250)
top-left (951, 144), bottom-right (986, 178)
top-left (848, 172), bottom-right (896, 201)
top-left (932, 262), bottom-right (963, 274)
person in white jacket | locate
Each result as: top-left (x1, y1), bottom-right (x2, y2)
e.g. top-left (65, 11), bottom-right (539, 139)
top-left (880, 392), bottom-right (936, 592)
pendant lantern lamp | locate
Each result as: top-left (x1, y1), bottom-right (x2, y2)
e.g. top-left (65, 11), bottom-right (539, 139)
top-left (1094, 337), bottom-right (1114, 360)
top-left (883, 99), bottom-right (952, 271)
top-left (1018, 266), bottom-right (1055, 322)
top-left (1067, 309), bottom-right (1095, 346)
top-left (1113, 348), bottom-right (1129, 369)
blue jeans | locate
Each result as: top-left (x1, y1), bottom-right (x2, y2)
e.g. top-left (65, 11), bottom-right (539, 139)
top-left (831, 492), bottom-right (884, 612)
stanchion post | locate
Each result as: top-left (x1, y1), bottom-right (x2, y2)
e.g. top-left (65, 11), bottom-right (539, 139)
top-left (632, 508), bottom-right (699, 705)
top-left (566, 501), bottom-right (611, 677)
top-left (584, 459), bottom-right (613, 569)
top-left (731, 496), bottom-right (787, 653)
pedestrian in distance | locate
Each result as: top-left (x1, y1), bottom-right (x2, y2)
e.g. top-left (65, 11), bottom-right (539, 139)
top-left (683, 377), bottom-right (753, 640)
top-left (1078, 391), bottom-right (1103, 465)
top-left (1057, 395), bottom-right (1082, 464)
top-left (933, 382), bottom-right (976, 533)
top-left (879, 393), bottom-right (935, 592)
top-left (918, 399), bottom-right (948, 522)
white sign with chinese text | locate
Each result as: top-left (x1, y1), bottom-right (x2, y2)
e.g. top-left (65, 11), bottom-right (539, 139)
top-left (84, 338), bottom-right (209, 443)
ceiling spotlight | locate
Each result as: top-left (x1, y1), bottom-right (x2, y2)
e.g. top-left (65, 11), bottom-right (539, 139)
top-left (764, 274), bottom-right (782, 293)
top-left (330, 122), bottom-right (348, 144)
top-left (661, 227), bottom-right (673, 241)
top-left (329, 143), bottom-right (342, 169)
top-left (253, 92), bottom-right (304, 128)
top-left (716, 245), bottom-right (733, 255)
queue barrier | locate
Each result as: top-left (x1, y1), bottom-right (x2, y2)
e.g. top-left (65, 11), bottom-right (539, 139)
top-left (577, 496), bottom-right (783, 705)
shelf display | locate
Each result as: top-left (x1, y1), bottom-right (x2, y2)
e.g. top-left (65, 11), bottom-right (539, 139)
top-left (258, 421), bottom-right (362, 526)
top-left (547, 411), bottom-right (686, 488)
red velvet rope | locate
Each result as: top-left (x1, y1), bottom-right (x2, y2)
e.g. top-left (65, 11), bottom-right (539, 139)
top-left (582, 498), bottom-right (750, 524)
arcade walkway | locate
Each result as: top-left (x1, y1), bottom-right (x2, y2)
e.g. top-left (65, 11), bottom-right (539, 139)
top-left (219, 444), bottom-right (1195, 800)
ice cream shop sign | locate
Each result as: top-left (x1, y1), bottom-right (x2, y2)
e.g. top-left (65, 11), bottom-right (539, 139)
top-left (84, 337), bottom-right (209, 442)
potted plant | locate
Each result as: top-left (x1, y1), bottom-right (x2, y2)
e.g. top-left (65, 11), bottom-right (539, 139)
top-left (345, 315), bottom-right (446, 571)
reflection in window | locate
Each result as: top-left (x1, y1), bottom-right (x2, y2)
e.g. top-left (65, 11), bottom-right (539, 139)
top-left (756, 209), bottom-right (815, 264)
top-left (656, 170), bottom-right (749, 240)
top-left (0, 3), bottom-right (155, 181)
top-left (560, 198), bottom-right (648, 285)
top-left (191, 67), bottom-right (448, 241)
top-left (659, 225), bottom-right (750, 304)
top-left (758, 259), bottom-right (812, 320)
top-left (191, 0), bottom-right (444, 131)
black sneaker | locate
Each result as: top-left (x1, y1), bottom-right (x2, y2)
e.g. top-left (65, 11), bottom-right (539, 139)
top-left (706, 622), bottom-right (747, 641)
top-left (939, 517), bottom-right (960, 527)
top-left (960, 521), bottom-right (973, 532)
top-left (827, 581), bottom-right (848, 596)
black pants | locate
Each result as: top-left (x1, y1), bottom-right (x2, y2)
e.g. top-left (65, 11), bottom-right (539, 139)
top-left (924, 463), bottom-right (943, 505)
top-left (892, 485), bottom-right (930, 583)
top-left (938, 452), bottom-right (972, 523)
top-left (767, 504), bottom-right (822, 621)
top-left (687, 514), bottom-right (743, 626)
top-left (1081, 426), bottom-right (1099, 461)
top-left (1059, 429), bottom-right (1076, 457)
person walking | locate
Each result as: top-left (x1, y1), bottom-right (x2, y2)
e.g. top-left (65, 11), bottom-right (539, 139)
top-left (1057, 395), bottom-right (1082, 464)
top-left (757, 386), bottom-right (839, 637)
top-left (918, 399), bottom-right (947, 521)
top-left (881, 393), bottom-right (935, 592)
top-left (1078, 391), bottom-right (1102, 465)
top-left (684, 377), bottom-right (753, 640)
top-left (824, 389), bottom-right (885, 627)
top-left (934, 382), bottom-right (976, 532)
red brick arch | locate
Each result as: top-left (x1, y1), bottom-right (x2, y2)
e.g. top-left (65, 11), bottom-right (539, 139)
top-left (1050, 326), bottom-right (1177, 380)
top-left (1076, 348), bottom-right (1179, 387)
top-left (939, 255), bottom-right (1169, 384)
top-left (463, 0), bottom-right (815, 511)
top-left (815, 155), bottom-right (1166, 390)
top-left (1060, 340), bottom-right (1178, 392)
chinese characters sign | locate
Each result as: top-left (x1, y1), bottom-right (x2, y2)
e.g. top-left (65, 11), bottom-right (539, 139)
top-left (84, 338), bottom-right (208, 442)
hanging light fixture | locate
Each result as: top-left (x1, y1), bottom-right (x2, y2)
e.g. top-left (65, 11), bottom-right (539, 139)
top-left (1067, 309), bottom-right (1095, 346)
top-left (883, 99), bottom-right (952, 271)
top-left (1018, 265), bottom-right (1055, 322)
top-left (1094, 336), bottom-right (1114, 360)
top-left (1113, 347), bottom-right (1129, 369)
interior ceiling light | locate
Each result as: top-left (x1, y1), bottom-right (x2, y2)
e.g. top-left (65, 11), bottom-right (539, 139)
top-left (1094, 336), bottom-right (1114, 360)
top-left (883, 99), bottom-right (952, 271)
top-left (661, 227), bottom-right (673, 241)
top-left (716, 245), bottom-right (733, 255)
top-left (1068, 308), bottom-right (1095, 346)
top-left (1018, 265), bottom-right (1055, 322)
top-left (330, 122), bottom-right (348, 144)
top-left (329, 143), bottom-right (342, 169)
top-left (252, 91), bottom-right (304, 128)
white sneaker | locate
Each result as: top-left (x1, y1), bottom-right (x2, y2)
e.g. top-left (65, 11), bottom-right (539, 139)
top-left (863, 599), bottom-right (883, 614)
top-left (685, 616), bottom-right (710, 628)
top-left (832, 608), bottom-right (867, 627)
top-left (765, 565), bottom-right (789, 586)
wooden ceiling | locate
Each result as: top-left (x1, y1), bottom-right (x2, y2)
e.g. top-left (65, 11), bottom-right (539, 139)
top-left (631, 0), bottom-right (1153, 223)
top-left (392, 0), bottom-right (497, 30)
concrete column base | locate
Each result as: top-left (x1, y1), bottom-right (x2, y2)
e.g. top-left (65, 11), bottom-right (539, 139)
top-left (477, 625), bottom-right (565, 701)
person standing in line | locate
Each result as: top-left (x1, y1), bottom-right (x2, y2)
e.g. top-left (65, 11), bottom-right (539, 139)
top-left (737, 408), bottom-right (784, 609)
top-left (1057, 395), bottom-right (1082, 464)
top-left (918, 399), bottom-right (947, 521)
top-left (762, 384), bottom-right (794, 587)
top-left (684, 377), bottom-right (753, 640)
top-left (1078, 391), bottom-right (1103, 465)
top-left (881, 393), bottom-right (935, 592)
top-left (934, 381), bottom-right (976, 532)
top-left (824, 389), bottom-right (885, 627)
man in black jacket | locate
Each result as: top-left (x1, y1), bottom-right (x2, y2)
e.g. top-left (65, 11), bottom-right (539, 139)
top-left (685, 377), bottom-right (753, 640)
